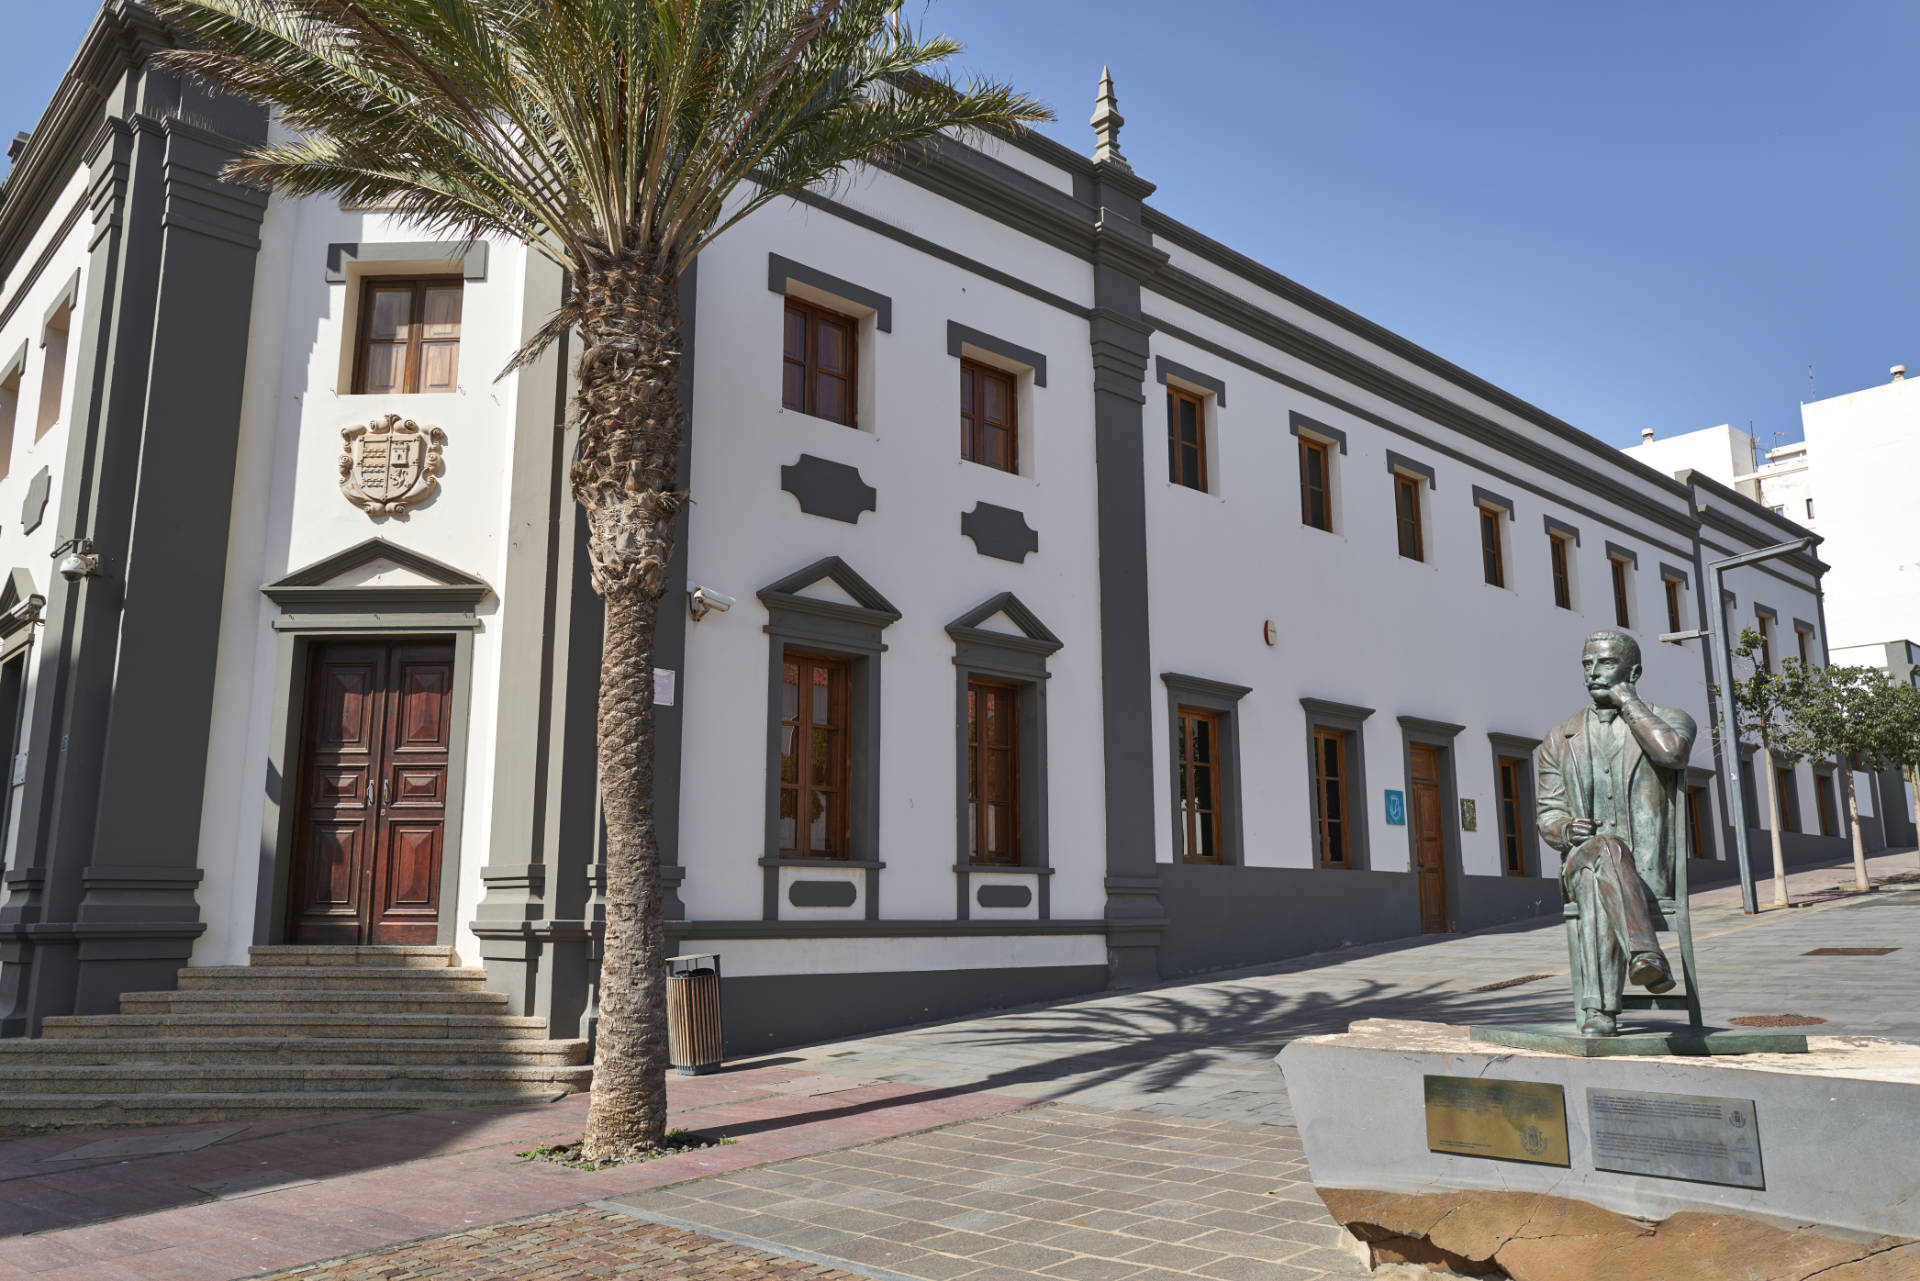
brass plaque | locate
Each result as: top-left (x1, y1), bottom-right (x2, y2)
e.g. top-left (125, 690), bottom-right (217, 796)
top-left (1424, 1075), bottom-right (1569, 1166)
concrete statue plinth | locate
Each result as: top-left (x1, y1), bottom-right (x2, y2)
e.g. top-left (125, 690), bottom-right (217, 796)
top-left (1278, 1019), bottom-right (1920, 1280)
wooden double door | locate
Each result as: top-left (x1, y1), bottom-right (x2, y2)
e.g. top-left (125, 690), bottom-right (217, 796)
top-left (287, 639), bottom-right (455, 945)
top-left (1410, 743), bottom-right (1450, 934)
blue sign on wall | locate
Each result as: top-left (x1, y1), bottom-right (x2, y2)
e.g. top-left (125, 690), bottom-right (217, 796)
top-left (1384, 789), bottom-right (1407, 826)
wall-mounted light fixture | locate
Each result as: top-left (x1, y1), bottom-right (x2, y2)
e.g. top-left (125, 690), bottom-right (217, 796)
top-left (52, 538), bottom-right (102, 582)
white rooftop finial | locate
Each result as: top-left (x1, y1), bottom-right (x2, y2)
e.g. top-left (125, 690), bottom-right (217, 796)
top-left (1091, 66), bottom-right (1129, 169)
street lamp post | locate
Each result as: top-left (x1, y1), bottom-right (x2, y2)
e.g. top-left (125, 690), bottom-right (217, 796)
top-left (1660, 537), bottom-right (1816, 916)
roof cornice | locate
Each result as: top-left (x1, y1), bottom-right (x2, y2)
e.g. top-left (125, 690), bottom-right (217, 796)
top-left (0, 2), bottom-right (169, 283)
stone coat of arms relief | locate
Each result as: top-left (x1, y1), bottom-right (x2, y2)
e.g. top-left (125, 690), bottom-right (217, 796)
top-left (339, 414), bottom-right (446, 516)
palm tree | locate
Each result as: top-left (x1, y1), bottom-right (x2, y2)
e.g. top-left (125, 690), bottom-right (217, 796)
top-left (149, 0), bottom-right (1048, 1161)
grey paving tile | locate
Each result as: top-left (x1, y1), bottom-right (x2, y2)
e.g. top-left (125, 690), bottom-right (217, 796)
top-left (972, 1241), bottom-right (1078, 1271)
top-left (1039, 1256), bottom-right (1149, 1281)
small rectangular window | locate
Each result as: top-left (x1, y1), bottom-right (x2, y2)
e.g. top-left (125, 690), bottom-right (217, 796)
top-left (960, 359), bottom-right (1017, 473)
top-left (37, 298), bottom-right (70, 438)
top-left (1796, 628), bottom-right (1811, 668)
top-left (1314, 726), bottom-right (1350, 868)
top-left (1757, 617), bottom-right (1773, 670)
top-left (0, 361), bottom-right (19, 481)
top-left (1549, 534), bottom-right (1572, 610)
top-left (1805, 497), bottom-right (1815, 520)
top-left (1814, 774), bottom-right (1835, 837)
top-left (1299, 436), bottom-right (1331, 531)
top-left (1664, 577), bottom-right (1684, 636)
top-left (1175, 706), bottom-right (1222, 862)
top-left (1167, 387), bottom-right (1207, 491)
top-left (1496, 756), bottom-right (1526, 875)
top-left (782, 297), bottom-right (858, 426)
top-left (354, 277), bottom-right (462, 395)
top-left (967, 680), bottom-right (1020, 866)
top-left (778, 653), bottom-right (850, 858)
top-left (1394, 474), bottom-right (1424, 561)
top-left (1686, 785), bottom-right (1708, 859)
top-left (1610, 557), bottom-right (1631, 629)
top-left (1774, 766), bottom-right (1798, 832)
top-left (1479, 506), bottom-right (1504, 587)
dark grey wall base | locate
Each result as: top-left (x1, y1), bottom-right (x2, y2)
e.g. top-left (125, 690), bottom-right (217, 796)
top-left (1450, 873), bottom-right (1562, 934)
top-left (716, 964), bottom-right (1108, 1054)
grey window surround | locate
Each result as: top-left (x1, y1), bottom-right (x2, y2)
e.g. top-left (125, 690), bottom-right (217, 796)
top-left (1792, 617), bottom-right (1817, 637)
top-left (1289, 410), bottom-right (1347, 453)
top-left (1398, 716), bottom-right (1465, 930)
top-left (0, 570), bottom-right (39, 855)
top-left (1604, 540), bottom-right (1638, 568)
top-left (1722, 589), bottom-right (1737, 608)
top-left (325, 241), bottom-right (488, 282)
top-left (757, 557), bottom-right (900, 921)
top-left (1301, 697), bottom-right (1374, 871)
top-left (1659, 561), bottom-right (1691, 587)
top-left (0, 341), bottom-right (24, 384)
top-left (1754, 603), bottom-right (1778, 621)
top-left (40, 270), bottom-right (79, 336)
top-left (1472, 485), bottom-right (1513, 516)
top-left (256, 539), bottom-right (489, 949)
top-left (1488, 731), bottom-right (1543, 878)
top-left (1543, 515), bottom-right (1581, 546)
top-left (947, 321), bottom-right (1048, 388)
top-left (1385, 450), bottom-right (1436, 488)
top-left (948, 592), bottom-right (1063, 919)
top-left (1154, 356), bottom-right (1227, 406)
top-left (1163, 673), bottom-right (1251, 867)
top-left (767, 253), bottom-right (892, 332)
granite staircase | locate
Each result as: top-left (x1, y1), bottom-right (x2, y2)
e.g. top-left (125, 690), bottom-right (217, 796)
top-left (0, 946), bottom-right (592, 1135)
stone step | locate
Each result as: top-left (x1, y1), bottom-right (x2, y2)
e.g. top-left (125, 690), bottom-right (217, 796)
top-left (247, 945), bottom-right (458, 969)
top-left (0, 1036), bottom-right (588, 1067)
top-left (40, 1012), bottom-right (551, 1040)
top-left (176, 966), bottom-right (490, 992)
top-left (119, 990), bottom-right (511, 1016)
top-left (0, 1063), bottom-right (594, 1097)
top-left (0, 1090), bottom-right (574, 1138)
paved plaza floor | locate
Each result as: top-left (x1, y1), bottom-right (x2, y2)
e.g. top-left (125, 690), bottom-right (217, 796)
top-left (0, 849), bottom-right (1912, 1280)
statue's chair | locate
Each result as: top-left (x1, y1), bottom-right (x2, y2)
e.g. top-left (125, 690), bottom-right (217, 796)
top-left (1561, 839), bottom-right (1704, 1029)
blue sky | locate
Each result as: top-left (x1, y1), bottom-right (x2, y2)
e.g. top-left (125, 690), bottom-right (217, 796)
top-left (6, 2), bottom-right (1914, 452)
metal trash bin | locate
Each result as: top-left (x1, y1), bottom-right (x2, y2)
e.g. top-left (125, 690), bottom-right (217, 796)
top-left (666, 954), bottom-right (724, 1075)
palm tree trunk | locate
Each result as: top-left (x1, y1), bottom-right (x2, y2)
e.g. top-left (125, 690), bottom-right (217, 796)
top-left (1842, 765), bottom-right (1869, 892)
top-left (569, 258), bottom-right (687, 1162)
top-left (1762, 746), bottom-right (1789, 908)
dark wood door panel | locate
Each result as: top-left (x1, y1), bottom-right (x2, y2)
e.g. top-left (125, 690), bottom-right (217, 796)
top-left (288, 638), bottom-right (455, 946)
top-left (1410, 744), bottom-right (1449, 934)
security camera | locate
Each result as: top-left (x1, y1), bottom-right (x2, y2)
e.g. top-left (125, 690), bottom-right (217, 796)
top-left (688, 585), bottom-right (735, 621)
top-left (53, 540), bottom-right (101, 582)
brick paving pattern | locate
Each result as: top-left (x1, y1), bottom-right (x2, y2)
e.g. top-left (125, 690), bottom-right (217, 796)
top-left (260, 1209), bottom-right (874, 1280)
top-left (608, 1103), bottom-right (1368, 1281)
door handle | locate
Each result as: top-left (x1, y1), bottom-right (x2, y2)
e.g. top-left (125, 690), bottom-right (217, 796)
top-left (381, 778), bottom-right (391, 812)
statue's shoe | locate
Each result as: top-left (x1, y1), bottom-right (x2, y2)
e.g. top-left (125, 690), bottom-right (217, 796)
top-left (1629, 951), bottom-right (1676, 994)
top-left (1580, 1011), bottom-right (1618, 1037)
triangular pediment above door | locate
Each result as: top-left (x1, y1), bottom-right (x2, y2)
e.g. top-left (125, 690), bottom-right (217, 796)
top-left (264, 538), bottom-right (490, 612)
top-left (946, 592), bottom-right (1062, 655)
top-left (757, 556), bottom-right (901, 627)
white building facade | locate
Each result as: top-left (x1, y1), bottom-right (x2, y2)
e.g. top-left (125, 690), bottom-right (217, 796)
top-left (0, 5), bottom-right (1846, 1050)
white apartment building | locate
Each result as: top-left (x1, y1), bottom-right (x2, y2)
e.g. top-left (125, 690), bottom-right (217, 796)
top-left (0, 3), bottom-right (1846, 1053)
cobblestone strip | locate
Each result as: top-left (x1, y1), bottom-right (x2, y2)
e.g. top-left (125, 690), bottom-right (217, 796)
top-left (606, 1103), bottom-right (1369, 1280)
top-left (257, 1207), bottom-right (883, 1280)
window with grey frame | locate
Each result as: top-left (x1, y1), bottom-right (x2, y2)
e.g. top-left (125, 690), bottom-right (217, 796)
top-left (948, 593), bottom-right (1061, 917)
top-left (1488, 732), bottom-right (1541, 877)
top-left (1164, 674), bottom-right (1250, 865)
top-left (757, 558), bottom-right (900, 920)
top-left (0, 570), bottom-right (42, 861)
top-left (1302, 698), bottom-right (1374, 870)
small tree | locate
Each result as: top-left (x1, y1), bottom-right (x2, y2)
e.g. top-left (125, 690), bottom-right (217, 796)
top-left (1720, 628), bottom-right (1815, 908)
top-left (1886, 681), bottom-right (1920, 867)
top-left (1793, 664), bottom-right (1904, 892)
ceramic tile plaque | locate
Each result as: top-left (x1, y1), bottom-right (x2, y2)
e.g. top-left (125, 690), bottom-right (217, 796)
top-left (1587, 1087), bottom-right (1764, 1188)
top-left (1424, 1075), bottom-right (1569, 1166)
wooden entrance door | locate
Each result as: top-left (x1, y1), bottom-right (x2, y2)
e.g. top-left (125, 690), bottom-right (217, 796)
top-left (1410, 744), bottom-right (1449, 933)
top-left (287, 639), bottom-right (455, 944)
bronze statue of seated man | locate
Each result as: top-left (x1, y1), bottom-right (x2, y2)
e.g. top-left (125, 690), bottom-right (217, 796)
top-left (1537, 630), bottom-right (1697, 1037)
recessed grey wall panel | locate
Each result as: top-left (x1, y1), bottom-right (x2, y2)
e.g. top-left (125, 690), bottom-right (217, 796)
top-left (960, 502), bottom-right (1038, 562)
top-left (20, 468), bottom-right (49, 535)
top-left (788, 879), bottom-right (859, 908)
top-left (781, 454), bottom-right (876, 524)
top-left (977, 883), bottom-right (1033, 909)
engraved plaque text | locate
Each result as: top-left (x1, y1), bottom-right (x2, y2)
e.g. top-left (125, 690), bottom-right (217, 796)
top-left (1587, 1087), bottom-right (1764, 1189)
top-left (1424, 1075), bottom-right (1570, 1167)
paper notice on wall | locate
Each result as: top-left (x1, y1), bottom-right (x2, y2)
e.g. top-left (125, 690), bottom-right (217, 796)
top-left (1853, 772), bottom-right (1875, 819)
top-left (654, 668), bottom-right (677, 707)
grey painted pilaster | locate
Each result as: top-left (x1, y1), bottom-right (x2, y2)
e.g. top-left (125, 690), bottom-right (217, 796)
top-left (1, 64), bottom-right (271, 1033)
top-left (1086, 154), bottom-right (1170, 985)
